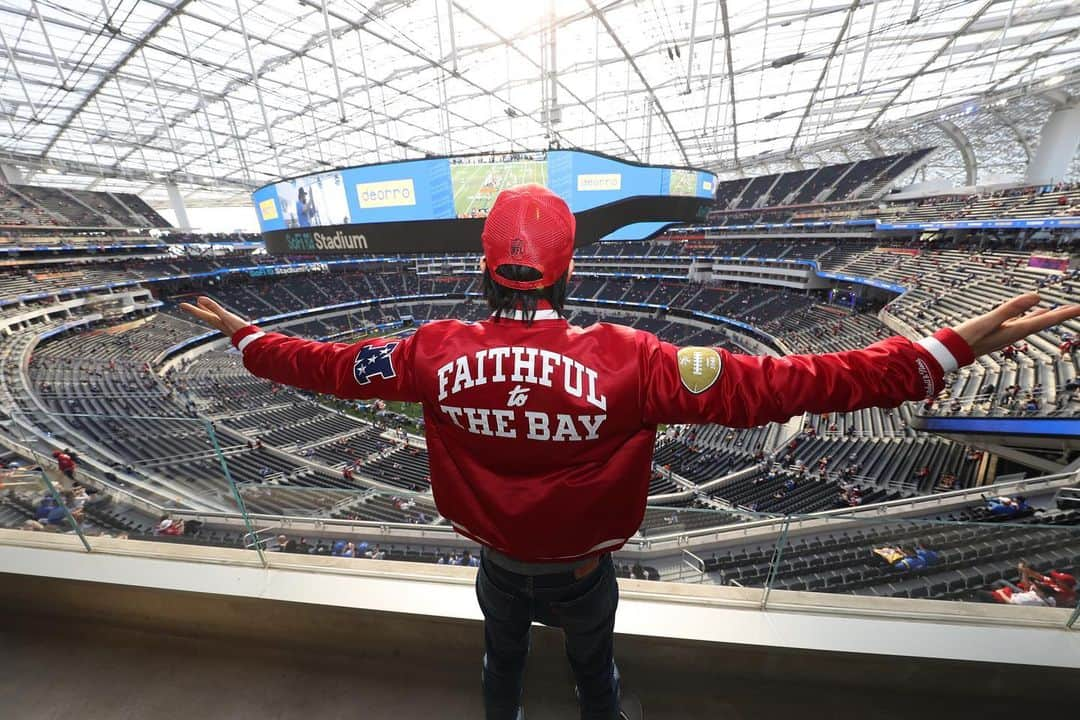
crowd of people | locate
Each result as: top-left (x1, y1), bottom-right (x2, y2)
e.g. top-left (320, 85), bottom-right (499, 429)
top-left (270, 533), bottom-right (389, 559)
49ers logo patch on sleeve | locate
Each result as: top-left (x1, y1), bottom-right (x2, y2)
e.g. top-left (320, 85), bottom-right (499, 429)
top-left (677, 346), bottom-right (722, 394)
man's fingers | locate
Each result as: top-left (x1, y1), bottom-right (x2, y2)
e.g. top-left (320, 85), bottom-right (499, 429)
top-left (1007, 304), bottom-right (1080, 336)
top-left (955, 292), bottom-right (1043, 341)
top-left (196, 296), bottom-right (227, 317)
top-left (992, 292), bottom-right (1042, 322)
top-left (180, 302), bottom-right (214, 322)
top-left (1016, 307), bottom-right (1050, 321)
top-left (180, 302), bottom-right (226, 331)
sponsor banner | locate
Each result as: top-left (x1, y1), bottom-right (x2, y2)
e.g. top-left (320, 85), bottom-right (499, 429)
top-left (577, 173), bottom-right (622, 192)
top-left (1028, 255), bottom-right (1070, 272)
top-left (918, 415), bottom-right (1080, 438)
top-left (356, 178), bottom-right (417, 209)
top-left (258, 198), bottom-right (278, 220)
top-left (819, 271), bottom-right (907, 294)
top-left (247, 262), bottom-right (329, 278)
top-left (285, 230), bottom-right (370, 252)
top-left (879, 217), bottom-right (1080, 231)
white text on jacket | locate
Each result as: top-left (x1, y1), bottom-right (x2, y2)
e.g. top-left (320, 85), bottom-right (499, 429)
top-left (435, 347), bottom-right (607, 441)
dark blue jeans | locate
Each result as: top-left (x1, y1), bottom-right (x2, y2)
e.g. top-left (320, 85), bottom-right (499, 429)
top-left (475, 550), bottom-right (620, 720)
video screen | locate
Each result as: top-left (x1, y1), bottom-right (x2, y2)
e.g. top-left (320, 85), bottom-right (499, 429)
top-left (450, 153), bottom-right (547, 218)
top-left (252, 151), bottom-right (718, 233)
top-left (277, 172), bottom-right (350, 229)
top-left (668, 169), bottom-right (699, 197)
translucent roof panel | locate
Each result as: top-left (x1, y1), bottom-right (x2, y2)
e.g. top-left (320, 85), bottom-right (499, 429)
top-left (1, 0), bottom-right (1078, 205)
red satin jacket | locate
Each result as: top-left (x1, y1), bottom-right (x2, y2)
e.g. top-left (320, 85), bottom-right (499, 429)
top-left (231, 310), bottom-right (972, 562)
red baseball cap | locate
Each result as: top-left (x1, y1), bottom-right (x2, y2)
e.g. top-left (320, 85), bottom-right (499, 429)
top-left (481, 184), bottom-right (575, 290)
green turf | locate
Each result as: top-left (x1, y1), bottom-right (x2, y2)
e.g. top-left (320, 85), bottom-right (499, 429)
top-left (668, 169), bottom-right (698, 197)
top-left (451, 161), bottom-right (548, 217)
top-left (324, 326), bottom-right (425, 427)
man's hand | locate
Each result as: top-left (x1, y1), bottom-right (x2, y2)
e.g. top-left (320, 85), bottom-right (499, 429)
top-left (179, 296), bottom-right (249, 338)
top-left (952, 292), bottom-right (1080, 359)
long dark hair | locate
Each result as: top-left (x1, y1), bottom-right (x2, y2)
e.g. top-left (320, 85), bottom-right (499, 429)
top-left (481, 264), bottom-right (569, 324)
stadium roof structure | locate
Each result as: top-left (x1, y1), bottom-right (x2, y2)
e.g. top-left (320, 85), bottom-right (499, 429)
top-left (1, 0), bottom-right (1079, 207)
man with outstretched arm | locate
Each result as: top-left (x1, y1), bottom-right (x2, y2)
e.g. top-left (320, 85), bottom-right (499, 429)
top-left (183, 184), bottom-right (1079, 720)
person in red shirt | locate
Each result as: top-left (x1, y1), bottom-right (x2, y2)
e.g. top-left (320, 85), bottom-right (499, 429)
top-left (183, 184), bottom-right (1079, 720)
top-left (52, 450), bottom-right (76, 480)
top-left (1011, 563), bottom-right (1077, 607)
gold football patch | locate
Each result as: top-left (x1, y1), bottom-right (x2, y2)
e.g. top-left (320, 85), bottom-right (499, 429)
top-left (677, 346), bottom-right (722, 394)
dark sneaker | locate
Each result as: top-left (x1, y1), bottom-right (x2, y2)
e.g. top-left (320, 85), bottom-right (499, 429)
top-left (618, 691), bottom-right (644, 720)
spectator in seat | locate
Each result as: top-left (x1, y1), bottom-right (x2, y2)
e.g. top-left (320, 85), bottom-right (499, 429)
top-left (40, 491), bottom-right (85, 529)
top-left (914, 542), bottom-right (939, 566)
top-left (987, 495), bottom-right (1031, 518)
top-left (872, 546), bottom-right (908, 566)
top-left (1007, 563), bottom-right (1077, 607)
top-left (154, 515), bottom-right (184, 536)
top-left (895, 542), bottom-right (939, 571)
top-left (52, 449), bottom-right (76, 480)
top-left (980, 564), bottom-right (1060, 607)
top-left (34, 495), bottom-right (57, 522)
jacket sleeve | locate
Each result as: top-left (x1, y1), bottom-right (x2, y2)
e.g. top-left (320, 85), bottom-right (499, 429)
top-left (641, 328), bottom-right (974, 427)
top-left (229, 324), bottom-right (421, 402)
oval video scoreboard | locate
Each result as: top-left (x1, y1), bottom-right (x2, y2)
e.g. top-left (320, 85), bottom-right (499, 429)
top-left (252, 149), bottom-right (718, 254)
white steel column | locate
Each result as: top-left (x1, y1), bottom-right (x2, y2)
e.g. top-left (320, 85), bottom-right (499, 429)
top-left (166, 182), bottom-right (192, 231)
top-left (1025, 105), bottom-right (1080, 185)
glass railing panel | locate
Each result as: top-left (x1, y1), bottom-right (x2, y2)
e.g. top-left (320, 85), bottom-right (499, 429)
top-left (4, 382), bottom-right (1078, 632)
top-left (754, 508), bottom-right (1080, 617)
top-left (0, 405), bottom-right (267, 562)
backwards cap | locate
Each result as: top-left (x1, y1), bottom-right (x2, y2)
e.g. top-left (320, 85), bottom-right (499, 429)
top-left (480, 184), bottom-right (575, 291)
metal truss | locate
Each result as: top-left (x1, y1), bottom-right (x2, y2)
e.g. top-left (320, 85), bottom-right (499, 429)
top-left (0, 0), bottom-right (1076, 204)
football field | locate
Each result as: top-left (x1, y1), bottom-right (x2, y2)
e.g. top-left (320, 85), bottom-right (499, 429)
top-left (668, 169), bottom-right (698, 197)
top-left (451, 161), bottom-right (548, 217)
